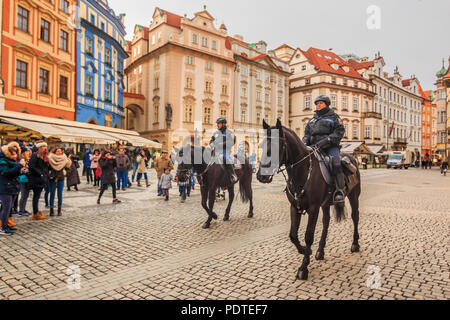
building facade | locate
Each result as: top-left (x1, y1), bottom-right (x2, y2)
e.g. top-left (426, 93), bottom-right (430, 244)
top-left (76, 0), bottom-right (127, 128)
top-left (228, 37), bottom-right (290, 154)
top-left (1, 0), bottom-right (77, 119)
top-left (273, 47), bottom-right (377, 148)
top-left (124, 7), bottom-right (235, 150)
top-left (419, 87), bottom-right (434, 157)
top-left (435, 60), bottom-right (448, 160)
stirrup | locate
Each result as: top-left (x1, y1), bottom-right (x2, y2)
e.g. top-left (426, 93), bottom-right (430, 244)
top-left (333, 190), bottom-right (345, 204)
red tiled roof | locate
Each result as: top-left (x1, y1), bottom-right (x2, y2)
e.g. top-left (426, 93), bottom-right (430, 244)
top-left (250, 54), bottom-right (268, 61)
top-left (158, 8), bottom-right (182, 29)
top-left (347, 59), bottom-right (374, 70)
top-left (225, 36), bottom-right (250, 50)
top-left (274, 44), bottom-right (294, 51)
top-left (402, 79), bottom-right (412, 87)
top-left (303, 47), bottom-right (363, 79)
top-left (124, 92), bottom-right (145, 99)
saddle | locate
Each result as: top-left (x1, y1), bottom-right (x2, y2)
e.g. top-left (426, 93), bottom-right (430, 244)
top-left (315, 150), bottom-right (358, 187)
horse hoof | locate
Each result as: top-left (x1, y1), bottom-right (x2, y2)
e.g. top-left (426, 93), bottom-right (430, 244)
top-left (315, 251), bottom-right (325, 261)
top-left (212, 213), bottom-right (218, 220)
top-left (202, 223), bottom-right (211, 229)
top-left (248, 213), bottom-right (254, 218)
top-left (223, 216), bottom-right (230, 222)
top-left (351, 245), bottom-right (360, 253)
top-left (297, 269), bottom-right (309, 281)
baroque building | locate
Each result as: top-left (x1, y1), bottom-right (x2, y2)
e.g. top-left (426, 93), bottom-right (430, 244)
top-left (76, 0), bottom-right (128, 128)
top-left (124, 7), bottom-right (235, 150)
top-left (1, 0), bottom-right (77, 119)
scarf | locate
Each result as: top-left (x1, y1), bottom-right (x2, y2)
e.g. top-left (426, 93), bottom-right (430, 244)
top-left (315, 107), bottom-right (331, 117)
top-left (48, 153), bottom-right (70, 171)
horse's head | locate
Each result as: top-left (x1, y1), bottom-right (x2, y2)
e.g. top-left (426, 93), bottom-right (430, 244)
top-left (256, 119), bottom-right (286, 184)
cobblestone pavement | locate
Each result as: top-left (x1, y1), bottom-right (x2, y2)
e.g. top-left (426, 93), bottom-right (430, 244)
top-left (0, 168), bottom-right (448, 300)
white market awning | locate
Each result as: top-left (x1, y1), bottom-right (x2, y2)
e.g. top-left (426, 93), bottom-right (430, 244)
top-left (367, 145), bottom-right (385, 155)
top-left (340, 141), bottom-right (374, 155)
top-left (100, 131), bottom-right (162, 148)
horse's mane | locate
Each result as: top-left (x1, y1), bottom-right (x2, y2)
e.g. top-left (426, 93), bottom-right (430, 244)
top-left (281, 126), bottom-right (308, 154)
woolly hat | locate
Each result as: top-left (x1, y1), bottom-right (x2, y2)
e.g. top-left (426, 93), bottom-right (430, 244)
top-left (35, 142), bottom-right (48, 149)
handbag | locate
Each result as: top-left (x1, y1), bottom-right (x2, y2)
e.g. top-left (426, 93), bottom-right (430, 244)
top-left (18, 174), bottom-right (29, 184)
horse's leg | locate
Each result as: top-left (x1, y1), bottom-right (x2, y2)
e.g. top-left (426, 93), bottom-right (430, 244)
top-left (224, 185), bottom-right (235, 221)
top-left (202, 186), bottom-right (218, 229)
top-left (289, 204), bottom-right (305, 255)
top-left (348, 188), bottom-right (361, 253)
top-left (315, 206), bottom-right (331, 261)
top-left (297, 206), bottom-right (320, 281)
top-left (201, 186), bottom-right (215, 229)
top-left (200, 186), bottom-right (209, 214)
top-left (247, 175), bottom-right (254, 218)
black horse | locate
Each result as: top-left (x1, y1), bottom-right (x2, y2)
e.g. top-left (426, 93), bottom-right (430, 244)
top-left (256, 119), bottom-right (361, 281)
top-left (176, 145), bottom-right (254, 229)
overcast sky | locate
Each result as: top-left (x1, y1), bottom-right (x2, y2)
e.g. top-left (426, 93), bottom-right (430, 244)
top-left (108, 0), bottom-right (450, 90)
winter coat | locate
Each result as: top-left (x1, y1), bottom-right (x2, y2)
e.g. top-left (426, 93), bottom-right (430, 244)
top-left (90, 154), bottom-right (100, 169)
top-left (28, 152), bottom-right (49, 189)
top-left (210, 127), bottom-right (236, 158)
top-left (116, 154), bottom-right (130, 171)
top-left (83, 151), bottom-right (92, 168)
top-left (136, 155), bottom-right (148, 174)
top-left (302, 107), bottom-right (345, 150)
top-left (0, 149), bottom-right (23, 195)
top-left (159, 173), bottom-right (173, 189)
top-left (67, 156), bottom-right (81, 187)
top-left (154, 156), bottom-right (174, 179)
top-left (99, 157), bottom-right (116, 185)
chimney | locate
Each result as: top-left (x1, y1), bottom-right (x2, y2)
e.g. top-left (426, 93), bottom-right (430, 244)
top-left (361, 57), bottom-right (368, 62)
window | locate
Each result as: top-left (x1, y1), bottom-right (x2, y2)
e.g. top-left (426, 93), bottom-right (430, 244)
top-left (186, 77), bottom-right (193, 89)
top-left (40, 19), bottom-right (50, 42)
top-left (86, 37), bottom-right (94, 56)
top-left (105, 113), bottom-right (112, 127)
top-left (353, 125), bottom-right (358, 139)
top-left (331, 77), bottom-right (336, 84)
top-left (152, 35), bottom-right (156, 45)
top-left (257, 91), bottom-right (262, 101)
top-left (101, 22), bottom-right (105, 31)
top-left (61, 0), bottom-right (70, 14)
top-left (241, 109), bottom-right (247, 123)
top-left (256, 71), bottom-right (261, 80)
top-left (206, 61), bottom-right (213, 71)
top-left (302, 65), bottom-right (306, 71)
top-left (221, 85), bottom-right (228, 95)
top-left (202, 37), bottom-right (208, 47)
top-left (60, 30), bottom-right (68, 51)
top-left (241, 66), bottom-right (247, 76)
top-left (365, 126), bottom-right (371, 139)
top-left (256, 112), bottom-right (261, 124)
top-left (153, 105), bottom-right (159, 123)
top-left (241, 87), bottom-right (247, 97)
top-left (305, 95), bottom-right (311, 110)
top-left (192, 34), bottom-right (198, 44)
top-left (104, 82), bottom-right (111, 102)
top-left (344, 124), bottom-right (348, 138)
top-left (90, 14), bottom-right (95, 24)
top-left (264, 112), bottom-right (270, 123)
top-left (220, 109), bottom-right (227, 121)
top-left (222, 65), bottom-right (228, 74)
top-left (154, 77), bottom-right (159, 89)
top-left (331, 95), bottom-right (337, 109)
top-left (16, 60), bottom-right (27, 89)
top-left (265, 93), bottom-right (270, 102)
top-left (59, 75), bottom-right (68, 99)
top-left (353, 97), bottom-right (359, 111)
top-left (17, 6), bottom-right (29, 32)
top-left (265, 74), bottom-right (270, 82)
top-left (342, 95), bottom-right (348, 110)
top-left (39, 69), bottom-right (49, 94)
top-left (186, 56), bottom-right (194, 65)
top-left (104, 48), bottom-right (111, 65)
top-left (212, 40), bottom-right (217, 50)
top-left (205, 81), bottom-right (212, 93)
top-left (86, 75), bottom-right (93, 95)
top-left (203, 107), bottom-right (211, 124)
top-left (184, 105), bottom-right (193, 122)
top-left (155, 56), bottom-right (160, 66)
top-left (278, 96), bottom-right (282, 105)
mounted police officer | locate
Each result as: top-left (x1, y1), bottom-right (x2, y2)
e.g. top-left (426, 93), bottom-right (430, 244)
top-left (302, 95), bottom-right (346, 206)
top-left (210, 117), bottom-right (238, 184)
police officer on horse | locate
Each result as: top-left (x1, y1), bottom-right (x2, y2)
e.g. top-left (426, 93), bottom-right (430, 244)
top-left (210, 117), bottom-right (238, 184)
top-left (302, 95), bottom-right (346, 206)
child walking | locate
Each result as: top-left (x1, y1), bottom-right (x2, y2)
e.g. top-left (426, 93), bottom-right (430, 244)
top-left (159, 168), bottom-right (173, 201)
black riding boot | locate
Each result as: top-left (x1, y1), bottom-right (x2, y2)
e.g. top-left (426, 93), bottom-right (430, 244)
top-left (224, 164), bottom-right (238, 184)
top-left (333, 167), bottom-right (346, 205)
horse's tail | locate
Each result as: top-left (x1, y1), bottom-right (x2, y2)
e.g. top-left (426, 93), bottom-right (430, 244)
top-left (239, 164), bottom-right (252, 204)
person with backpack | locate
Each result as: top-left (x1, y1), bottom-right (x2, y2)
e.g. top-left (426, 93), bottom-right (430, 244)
top-left (115, 147), bottom-right (130, 191)
top-left (97, 150), bottom-right (121, 204)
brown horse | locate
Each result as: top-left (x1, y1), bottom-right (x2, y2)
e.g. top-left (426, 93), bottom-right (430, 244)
top-left (176, 145), bottom-right (254, 229)
top-left (256, 119), bottom-right (361, 281)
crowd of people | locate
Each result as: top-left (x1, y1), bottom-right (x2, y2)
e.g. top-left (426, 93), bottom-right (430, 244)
top-left (0, 140), bottom-right (200, 236)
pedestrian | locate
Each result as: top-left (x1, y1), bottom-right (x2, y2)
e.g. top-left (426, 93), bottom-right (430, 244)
top-left (18, 146), bottom-right (32, 217)
top-left (90, 149), bottom-right (101, 187)
top-left (125, 148), bottom-right (133, 188)
top-left (143, 146), bottom-right (151, 167)
top-left (159, 168), bottom-right (173, 201)
top-left (136, 150), bottom-right (150, 187)
top-left (175, 169), bottom-right (191, 203)
top-left (131, 148), bottom-right (140, 183)
top-left (48, 147), bottom-right (72, 217)
top-left (28, 142), bottom-right (49, 221)
top-left (83, 148), bottom-right (93, 184)
top-left (154, 150), bottom-right (173, 196)
top-left (0, 142), bottom-right (24, 235)
top-left (97, 150), bottom-right (121, 204)
top-left (67, 152), bottom-right (81, 191)
top-left (115, 146), bottom-right (130, 191)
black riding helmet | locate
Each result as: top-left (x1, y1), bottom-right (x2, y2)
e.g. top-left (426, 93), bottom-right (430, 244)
top-left (314, 95), bottom-right (331, 107)
top-left (216, 117), bottom-right (227, 124)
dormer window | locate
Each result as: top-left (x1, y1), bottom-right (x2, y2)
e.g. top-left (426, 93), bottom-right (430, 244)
top-left (343, 66), bottom-right (349, 73)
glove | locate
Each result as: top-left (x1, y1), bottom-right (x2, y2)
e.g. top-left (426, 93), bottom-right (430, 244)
top-left (316, 138), bottom-right (330, 149)
top-left (306, 146), bottom-right (314, 153)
